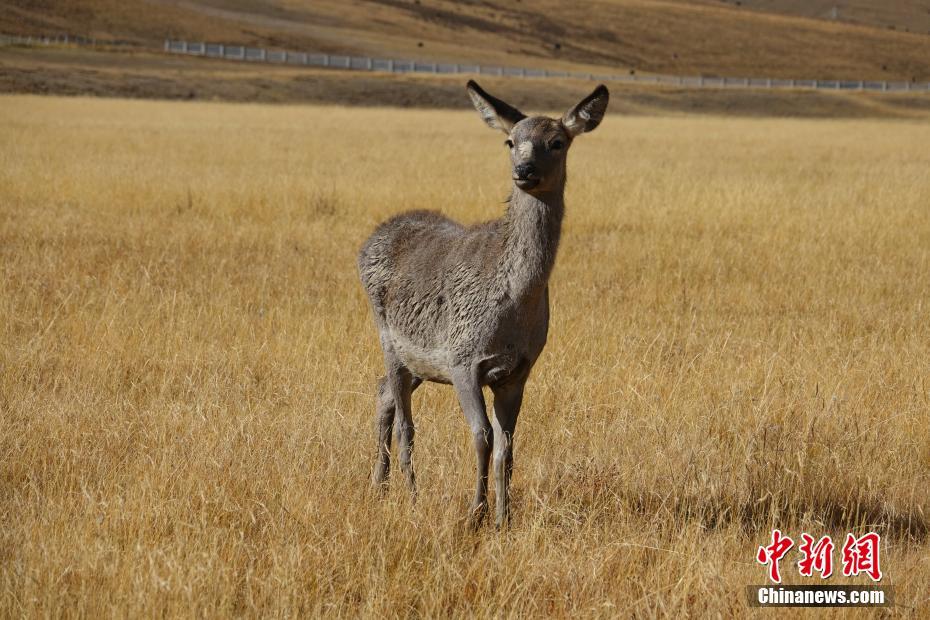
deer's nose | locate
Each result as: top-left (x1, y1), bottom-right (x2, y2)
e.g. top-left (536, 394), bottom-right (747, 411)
top-left (514, 163), bottom-right (537, 179)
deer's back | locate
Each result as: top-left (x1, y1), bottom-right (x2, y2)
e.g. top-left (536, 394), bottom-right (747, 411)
top-left (358, 210), bottom-right (510, 381)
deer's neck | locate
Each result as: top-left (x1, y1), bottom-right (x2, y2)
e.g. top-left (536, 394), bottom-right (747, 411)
top-left (497, 186), bottom-right (564, 301)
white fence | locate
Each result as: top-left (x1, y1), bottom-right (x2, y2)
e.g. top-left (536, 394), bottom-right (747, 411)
top-left (2, 33), bottom-right (927, 94)
top-left (161, 39), bottom-right (930, 94)
top-left (1, 33), bottom-right (118, 48)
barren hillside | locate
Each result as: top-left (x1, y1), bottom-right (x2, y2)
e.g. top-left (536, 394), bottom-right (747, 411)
top-left (3, 0), bottom-right (930, 81)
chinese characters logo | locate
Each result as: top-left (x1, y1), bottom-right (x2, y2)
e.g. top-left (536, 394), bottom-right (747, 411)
top-left (757, 530), bottom-right (882, 583)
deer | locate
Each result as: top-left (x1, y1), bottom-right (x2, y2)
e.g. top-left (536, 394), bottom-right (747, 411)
top-left (358, 80), bottom-right (609, 528)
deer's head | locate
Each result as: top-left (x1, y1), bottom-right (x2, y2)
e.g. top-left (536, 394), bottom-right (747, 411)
top-left (466, 80), bottom-right (609, 195)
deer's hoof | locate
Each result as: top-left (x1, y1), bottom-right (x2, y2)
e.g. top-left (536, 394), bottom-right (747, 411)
top-left (467, 501), bottom-right (489, 531)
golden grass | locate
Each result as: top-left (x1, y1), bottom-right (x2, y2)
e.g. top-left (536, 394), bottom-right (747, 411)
top-left (2, 94), bottom-right (929, 617)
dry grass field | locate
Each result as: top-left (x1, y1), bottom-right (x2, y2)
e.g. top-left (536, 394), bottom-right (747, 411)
top-left (2, 93), bottom-right (930, 616)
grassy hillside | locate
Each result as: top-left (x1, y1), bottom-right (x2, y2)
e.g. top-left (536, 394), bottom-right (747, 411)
top-left (2, 0), bottom-right (930, 81)
top-left (716, 0), bottom-right (930, 34)
top-left (2, 94), bottom-right (930, 616)
top-left (3, 45), bottom-right (930, 118)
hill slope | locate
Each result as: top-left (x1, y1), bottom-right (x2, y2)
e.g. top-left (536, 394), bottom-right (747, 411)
top-left (709, 0), bottom-right (930, 33)
top-left (2, 0), bottom-right (930, 81)
top-left (3, 44), bottom-right (929, 120)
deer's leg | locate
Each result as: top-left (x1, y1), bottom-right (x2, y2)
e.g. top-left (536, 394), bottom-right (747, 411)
top-left (372, 377), bottom-right (395, 490)
top-left (386, 361), bottom-right (417, 497)
top-left (372, 375), bottom-right (422, 491)
top-left (491, 379), bottom-right (525, 528)
top-left (452, 367), bottom-right (492, 526)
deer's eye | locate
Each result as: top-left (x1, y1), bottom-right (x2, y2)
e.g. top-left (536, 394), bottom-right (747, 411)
top-left (505, 139), bottom-right (514, 148)
top-left (550, 139), bottom-right (565, 151)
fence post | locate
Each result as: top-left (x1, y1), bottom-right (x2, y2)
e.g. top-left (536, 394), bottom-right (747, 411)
top-left (181, 40), bottom-right (188, 53)
top-left (218, 44), bottom-right (224, 57)
top-left (366, 57), bottom-right (372, 70)
top-left (498, 66), bottom-right (503, 76)
top-left (260, 48), bottom-right (266, 61)
top-left (432, 62), bottom-right (437, 73)
top-left (699, 75), bottom-right (704, 87)
top-left (388, 59), bottom-right (394, 72)
top-left (882, 81), bottom-right (887, 91)
top-left (859, 80), bottom-right (864, 91)
top-left (323, 54), bottom-right (329, 67)
top-left (164, 39), bottom-right (169, 52)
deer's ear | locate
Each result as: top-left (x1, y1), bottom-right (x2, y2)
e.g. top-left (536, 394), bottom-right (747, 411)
top-left (562, 84), bottom-right (609, 137)
top-left (466, 80), bottom-right (526, 133)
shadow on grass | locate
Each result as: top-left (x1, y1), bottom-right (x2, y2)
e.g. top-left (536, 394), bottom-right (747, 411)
top-left (543, 462), bottom-right (928, 542)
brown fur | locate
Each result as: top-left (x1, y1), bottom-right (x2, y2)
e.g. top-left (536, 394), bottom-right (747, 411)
top-left (358, 80), bottom-right (609, 527)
